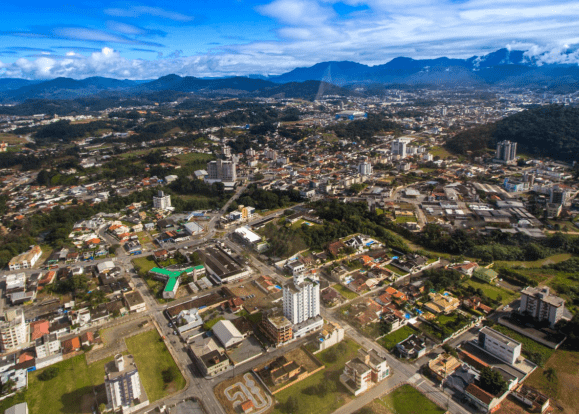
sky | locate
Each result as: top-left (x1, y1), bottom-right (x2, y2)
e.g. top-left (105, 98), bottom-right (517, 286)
top-left (0, 0), bottom-right (578, 79)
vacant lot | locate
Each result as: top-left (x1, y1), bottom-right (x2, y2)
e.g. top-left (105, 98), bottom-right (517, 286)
top-left (333, 283), bottom-right (359, 300)
top-left (495, 253), bottom-right (573, 269)
top-left (272, 339), bottom-right (360, 414)
top-left (132, 255), bottom-right (157, 275)
top-left (464, 279), bottom-right (518, 305)
top-left (524, 349), bottom-right (579, 413)
top-left (378, 325), bottom-right (417, 351)
top-left (125, 330), bottom-right (186, 401)
top-left (381, 385), bottom-right (445, 414)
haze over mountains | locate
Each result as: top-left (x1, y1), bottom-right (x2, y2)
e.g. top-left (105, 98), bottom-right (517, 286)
top-left (1, 48), bottom-right (578, 102)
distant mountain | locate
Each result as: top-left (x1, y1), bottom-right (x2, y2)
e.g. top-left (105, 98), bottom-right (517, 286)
top-left (445, 104), bottom-right (579, 163)
top-left (250, 80), bottom-right (357, 100)
top-left (1, 48), bottom-right (579, 102)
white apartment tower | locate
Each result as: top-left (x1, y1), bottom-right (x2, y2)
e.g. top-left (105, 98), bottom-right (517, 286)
top-left (358, 160), bottom-right (372, 176)
top-left (391, 139), bottom-right (407, 158)
top-left (153, 191), bottom-right (171, 210)
top-left (519, 286), bottom-right (565, 327)
top-left (0, 310), bottom-right (30, 352)
top-left (283, 273), bottom-right (320, 324)
top-left (105, 354), bottom-right (148, 413)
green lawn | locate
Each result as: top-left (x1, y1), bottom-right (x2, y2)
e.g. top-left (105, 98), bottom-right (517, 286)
top-left (395, 216), bottom-right (417, 223)
top-left (204, 316), bottom-right (225, 330)
top-left (492, 325), bottom-right (555, 367)
top-left (429, 146), bottom-right (453, 159)
top-left (495, 253), bottom-right (573, 269)
top-left (174, 152), bottom-right (215, 166)
top-left (380, 385), bottom-right (445, 414)
top-left (132, 255), bottom-right (156, 275)
top-left (272, 340), bottom-right (359, 414)
top-left (333, 284), bottom-right (359, 300)
top-left (464, 279), bottom-right (518, 305)
top-left (0, 330), bottom-right (183, 414)
top-left (125, 330), bottom-right (186, 401)
top-left (378, 325), bottom-right (417, 351)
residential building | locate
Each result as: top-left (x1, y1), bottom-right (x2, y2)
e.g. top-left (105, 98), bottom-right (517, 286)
top-left (396, 334), bottom-right (426, 359)
top-left (283, 273), bottom-right (320, 325)
top-left (206, 159), bottom-right (237, 183)
top-left (8, 246), bottom-right (42, 271)
top-left (465, 383), bottom-right (500, 412)
top-left (423, 292), bottom-right (460, 314)
top-left (35, 334), bottom-right (61, 359)
top-left (105, 354), bottom-right (149, 414)
top-left (314, 321), bottom-right (345, 352)
top-left (123, 291), bottom-right (146, 313)
top-left (153, 191), bottom-right (171, 210)
top-left (358, 160), bottom-right (372, 176)
top-left (472, 268), bottom-right (498, 284)
top-left (427, 353), bottom-right (461, 382)
top-left (0, 310), bottom-right (30, 352)
top-left (340, 349), bottom-right (389, 396)
top-left (478, 326), bottom-right (522, 365)
top-left (495, 140), bottom-right (517, 163)
top-left (391, 139), bottom-right (408, 158)
top-left (519, 287), bottom-right (565, 327)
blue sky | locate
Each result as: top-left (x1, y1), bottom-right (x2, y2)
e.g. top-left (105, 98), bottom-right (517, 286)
top-left (0, 0), bottom-right (578, 79)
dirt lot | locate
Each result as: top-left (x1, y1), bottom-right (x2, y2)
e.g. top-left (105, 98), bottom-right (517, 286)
top-left (214, 372), bottom-right (272, 414)
top-left (284, 347), bottom-right (323, 373)
top-left (230, 283), bottom-right (280, 310)
top-left (495, 395), bottom-right (539, 414)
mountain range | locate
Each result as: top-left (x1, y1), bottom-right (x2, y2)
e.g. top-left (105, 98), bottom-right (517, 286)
top-left (0, 48), bottom-right (578, 102)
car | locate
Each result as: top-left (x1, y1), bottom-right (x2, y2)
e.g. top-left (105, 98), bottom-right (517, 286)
top-left (173, 331), bottom-right (178, 335)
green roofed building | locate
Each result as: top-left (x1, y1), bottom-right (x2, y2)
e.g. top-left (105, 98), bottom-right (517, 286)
top-left (149, 265), bottom-right (206, 300)
top-left (163, 276), bottom-right (180, 299)
top-left (472, 268), bottom-right (498, 284)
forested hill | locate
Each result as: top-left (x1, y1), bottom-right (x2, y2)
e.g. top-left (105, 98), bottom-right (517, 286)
top-left (445, 104), bottom-right (579, 163)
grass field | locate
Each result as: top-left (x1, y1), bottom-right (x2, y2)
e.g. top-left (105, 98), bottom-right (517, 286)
top-left (464, 279), bottom-right (518, 305)
top-left (125, 330), bottom-right (186, 401)
top-left (0, 330), bottom-right (183, 413)
top-left (395, 216), bottom-right (417, 223)
top-left (272, 339), bottom-right (360, 414)
top-left (429, 146), bottom-right (453, 159)
top-left (378, 325), bottom-right (417, 351)
top-left (132, 256), bottom-right (157, 274)
top-left (492, 325), bottom-right (554, 367)
top-left (380, 385), bottom-right (445, 414)
top-left (0, 133), bottom-right (27, 144)
top-left (174, 152), bottom-right (215, 166)
top-left (525, 349), bottom-right (579, 412)
top-left (495, 253), bottom-right (573, 269)
top-left (333, 283), bottom-right (359, 300)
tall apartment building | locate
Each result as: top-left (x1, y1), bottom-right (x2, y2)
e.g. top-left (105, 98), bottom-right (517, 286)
top-left (519, 287), bottom-right (565, 327)
top-left (283, 274), bottom-right (320, 325)
top-left (262, 313), bottom-right (293, 346)
top-left (35, 333), bottom-right (61, 359)
top-left (549, 187), bottom-right (570, 205)
top-left (358, 160), bottom-right (372, 176)
top-left (206, 159), bottom-right (237, 183)
top-left (105, 354), bottom-right (149, 413)
top-left (391, 139), bottom-right (407, 158)
top-left (245, 148), bottom-right (256, 157)
top-left (8, 246), bottom-right (42, 271)
top-left (478, 326), bottom-right (522, 365)
top-left (264, 148), bottom-right (277, 160)
top-left (496, 140), bottom-right (517, 163)
top-left (0, 310), bottom-right (30, 352)
top-left (152, 191), bottom-right (171, 210)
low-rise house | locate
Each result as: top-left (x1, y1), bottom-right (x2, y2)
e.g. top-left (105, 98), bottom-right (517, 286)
top-left (123, 291), bottom-right (146, 313)
top-left (424, 292), bottom-right (460, 314)
top-left (473, 268), bottom-right (498, 284)
top-left (340, 349), bottom-right (390, 396)
top-left (396, 334), bottom-right (426, 359)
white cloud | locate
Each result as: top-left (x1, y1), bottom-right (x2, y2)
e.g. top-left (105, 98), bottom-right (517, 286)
top-left (104, 6), bottom-right (195, 22)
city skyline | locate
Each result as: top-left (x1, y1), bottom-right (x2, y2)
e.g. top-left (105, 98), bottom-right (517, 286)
top-left (0, 0), bottom-right (578, 79)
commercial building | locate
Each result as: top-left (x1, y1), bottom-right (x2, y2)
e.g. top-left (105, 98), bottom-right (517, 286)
top-left (283, 274), bottom-right (320, 325)
top-left (105, 354), bottom-right (149, 414)
top-left (519, 287), bottom-right (565, 327)
top-left (335, 110), bottom-right (367, 120)
top-left (478, 326), bottom-right (522, 365)
top-left (153, 191), bottom-right (171, 210)
top-left (212, 320), bottom-right (244, 349)
top-left (0, 310), bottom-right (30, 352)
top-left (340, 349), bottom-right (389, 396)
top-left (123, 291), bottom-right (146, 313)
top-left (233, 227), bottom-right (268, 252)
top-left (199, 246), bottom-right (250, 284)
top-left (8, 246), bottom-right (42, 271)
top-left (206, 159), bottom-right (237, 183)
top-left (495, 140), bottom-right (517, 163)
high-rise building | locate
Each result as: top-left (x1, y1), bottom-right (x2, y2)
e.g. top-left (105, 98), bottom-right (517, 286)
top-left (283, 273), bottom-right (320, 325)
top-left (153, 191), bottom-right (171, 210)
top-left (358, 160), bottom-right (372, 176)
top-left (0, 310), bottom-right (30, 352)
top-left (549, 187), bottom-right (569, 205)
top-left (105, 354), bottom-right (149, 413)
top-left (245, 148), bottom-right (256, 157)
top-left (264, 148), bottom-right (277, 160)
top-left (496, 140), bottom-right (517, 163)
top-left (391, 139), bottom-right (407, 158)
top-left (206, 159), bottom-right (237, 183)
top-left (519, 287), bottom-right (565, 327)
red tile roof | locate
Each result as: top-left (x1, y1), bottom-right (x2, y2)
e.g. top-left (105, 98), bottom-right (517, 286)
top-left (30, 320), bottom-right (50, 340)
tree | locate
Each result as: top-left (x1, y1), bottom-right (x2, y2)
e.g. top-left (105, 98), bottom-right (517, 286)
top-left (478, 366), bottom-right (507, 396)
top-left (284, 396), bottom-right (299, 413)
top-left (98, 403), bottom-right (107, 413)
top-left (544, 367), bottom-right (557, 382)
top-left (38, 366), bottom-right (59, 381)
top-left (162, 367), bottom-right (177, 384)
top-left (380, 319), bottom-right (393, 335)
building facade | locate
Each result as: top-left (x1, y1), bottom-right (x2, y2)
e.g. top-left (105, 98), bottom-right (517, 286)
top-left (105, 354), bottom-right (148, 414)
top-left (519, 287), bottom-right (565, 327)
top-left (282, 274), bottom-right (320, 325)
top-left (340, 349), bottom-right (389, 396)
top-left (496, 140), bottom-right (517, 163)
top-left (0, 310), bottom-right (30, 352)
top-left (153, 191), bottom-right (171, 210)
top-left (206, 159), bottom-right (237, 183)
top-left (8, 246), bottom-right (42, 271)
top-left (478, 326), bottom-right (522, 365)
